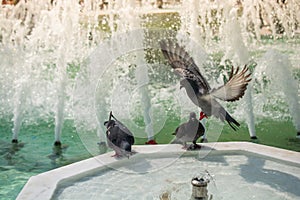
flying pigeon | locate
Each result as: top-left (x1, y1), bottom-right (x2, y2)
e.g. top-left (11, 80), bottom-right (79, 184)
top-left (104, 111), bottom-right (135, 157)
top-left (160, 40), bottom-right (252, 131)
top-left (172, 112), bottom-right (205, 150)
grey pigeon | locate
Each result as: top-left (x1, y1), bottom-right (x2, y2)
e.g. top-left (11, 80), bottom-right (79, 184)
top-left (104, 111), bottom-right (135, 157)
top-left (160, 40), bottom-right (252, 131)
top-left (173, 112), bottom-right (205, 150)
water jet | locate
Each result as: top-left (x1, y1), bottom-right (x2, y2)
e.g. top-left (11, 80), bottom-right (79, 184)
top-left (0, 1), bottom-right (300, 199)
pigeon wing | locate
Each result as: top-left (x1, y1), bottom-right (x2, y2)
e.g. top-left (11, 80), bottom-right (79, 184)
top-left (210, 65), bottom-right (252, 102)
top-left (106, 128), bottom-right (118, 149)
top-left (108, 113), bottom-right (134, 145)
top-left (125, 133), bottom-right (135, 145)
top-left (174, 124), bottom-right (185, 139)
top-left (160, 40), bottom-right (211, 95)
top-left (114, 120), bottom-right (133, 136)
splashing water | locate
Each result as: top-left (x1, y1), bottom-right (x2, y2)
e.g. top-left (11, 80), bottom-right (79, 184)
top-left (0, 0), bottom-right (299, 147)
top-left (1, 1), bottom-right (300, 199)
top-left (255, 49), bottom-right (300, 132)
top-left (1, 0), bottom-right (106, 144)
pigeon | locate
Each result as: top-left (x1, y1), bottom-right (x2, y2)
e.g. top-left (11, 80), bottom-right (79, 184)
top-left (172, 112), bottom-right (205, 150)
top-left (160, 40), bottom-right (252, 131)
top-left (104, 111), bottom-right (135, 157)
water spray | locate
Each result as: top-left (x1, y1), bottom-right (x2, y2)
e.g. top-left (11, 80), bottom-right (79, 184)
top-left (135, 61), bottom-right (156, 144)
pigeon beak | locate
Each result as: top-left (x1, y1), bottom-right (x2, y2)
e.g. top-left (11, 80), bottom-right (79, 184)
top-left (199, 112), bottom-right (208, 120)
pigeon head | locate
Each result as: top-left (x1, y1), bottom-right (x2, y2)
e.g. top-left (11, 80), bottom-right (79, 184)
top-left (104, 120), bottom-right (115, 128)
top-left (189, 112), bottom-right (197, 121)
top-left (179, 79), bottom-right (188, 89)
top-left (180, 79), bottom-right (199, 94)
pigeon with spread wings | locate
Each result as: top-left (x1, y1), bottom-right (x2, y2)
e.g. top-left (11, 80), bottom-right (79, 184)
top-left (160, 40), bottom-right (252, 131)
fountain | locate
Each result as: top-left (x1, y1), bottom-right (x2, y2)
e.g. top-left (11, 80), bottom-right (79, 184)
top-left (255, 49), bottom-right (300, 135)
top-left (1, 0), bottom-right (299, 146)
top-left (191, 173), bottom-right (213, 200)
top-left (0, 0), bottom-right (300, 199)
top-left (18, 142), bottom-right (300, 200)
top-left (1, 0), bottom-right (104, 145)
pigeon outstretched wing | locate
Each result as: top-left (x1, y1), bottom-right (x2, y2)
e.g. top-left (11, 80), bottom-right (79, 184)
top-left (210, 65), bottom-right (252, 102)
top-left (160, 40), bottom-right (252, 101)
top-left (159, 40), bottom-right (211, 96)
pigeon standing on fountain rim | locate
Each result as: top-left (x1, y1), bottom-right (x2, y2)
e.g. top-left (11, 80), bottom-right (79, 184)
top-left (160, 40), bottom-right (252, 131)
top-left (104, 111), bottom-right (135, 157)
top-left (172, 112), bottom-right (205, 150)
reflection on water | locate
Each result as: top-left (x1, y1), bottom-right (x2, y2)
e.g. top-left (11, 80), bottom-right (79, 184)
top-left (0, 140), bottom-right (25, 166)
top-left (239, 155), bottom-right (300, 197)
top-left (0, 121), bottom-right (91, 200)
top-left (47, 144), bottom-right (69, 167)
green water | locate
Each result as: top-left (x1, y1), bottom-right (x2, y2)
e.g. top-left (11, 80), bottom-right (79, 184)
top-left (0, 119), bottom-right (91, 200)
top-left (0, 115), bottom-right (299, 200)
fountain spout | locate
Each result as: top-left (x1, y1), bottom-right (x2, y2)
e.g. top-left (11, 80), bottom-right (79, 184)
top-left (191, 177), bottom-right (211, 200)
